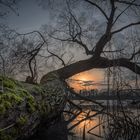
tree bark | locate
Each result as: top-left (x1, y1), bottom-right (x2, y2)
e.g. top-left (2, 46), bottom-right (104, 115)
top-left (54, 56), bottom-right (140, 79)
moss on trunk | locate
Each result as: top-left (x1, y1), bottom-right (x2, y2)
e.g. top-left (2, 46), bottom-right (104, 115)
top-left (0, 75), bottom-right (65, 140)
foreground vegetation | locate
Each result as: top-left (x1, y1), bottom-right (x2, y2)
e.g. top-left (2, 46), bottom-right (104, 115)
top-left (0, 75), bottom-right (64, 140)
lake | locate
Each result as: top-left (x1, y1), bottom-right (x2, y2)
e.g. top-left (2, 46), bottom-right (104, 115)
top-left (67, 100), bottom-right (140, 140)
top-left (29, 100), bottom-right (140, 140)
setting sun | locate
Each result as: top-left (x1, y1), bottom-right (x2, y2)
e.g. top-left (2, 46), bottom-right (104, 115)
top-left (68, 69), bottom-right (104, 91)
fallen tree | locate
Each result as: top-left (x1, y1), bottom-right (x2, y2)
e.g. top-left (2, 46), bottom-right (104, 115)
top-left (0, 72), bottom-right (66, 140)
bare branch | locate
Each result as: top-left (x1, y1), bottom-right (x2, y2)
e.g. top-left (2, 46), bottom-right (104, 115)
top-left (129, 49), bottom-right (140, 60)
top-left (116, 0), bottom-right (140, 7)
top-left (73, 39), bottom-right (93, 55)
top-left (0, 0), bottom-right (19, 16)
top-left (112, 21), bottom-right (140, 34)
top-left (27, 42), bottom-right (45, 82)
top-left (48, 29), bottom-right (93, 55)
top-left (113, 0), bottom-right (136, 25)
top-left (46, 47), bottom-right (66, 67)
top-left (103, 48), bottom-right (124, 53)
top-left (68, 109), bottom-right (104, 131)
top-left (84, 0), bottom-right (109, 20)
top-left (16, 31), bottom-right (66, 67)
top-left (93, 0), bottom-right (116, 56)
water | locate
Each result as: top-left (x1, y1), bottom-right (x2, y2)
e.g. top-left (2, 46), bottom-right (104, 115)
top-left (68, 111), bottom-right (103, 140)
top-left (28, 100), bottom-right (140, 140)
top-left (66, 100), bottom-right (140, 140)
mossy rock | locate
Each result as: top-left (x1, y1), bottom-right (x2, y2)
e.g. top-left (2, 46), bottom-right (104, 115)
top-left (0, 74), bottom-right (65, 140)
top-left (0, 75), bottom-right (39, 115)
top-left (0, 75), bottom-right (51, 116)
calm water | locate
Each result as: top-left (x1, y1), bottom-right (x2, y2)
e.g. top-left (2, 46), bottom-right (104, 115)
top-left (67, 100), bottom-right (140, 140)
top-left (29, 100), bottom-right (140, 140)
top-left (68, 111), bottom-right (103, 140)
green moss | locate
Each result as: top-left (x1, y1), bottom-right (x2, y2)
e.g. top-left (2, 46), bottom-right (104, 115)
top-left (0, 75), bottom-right (53, 120)
top-left (0, 76), bottom-right (48, 139)
top-left (4, 101), bottom-right (12, 109)
top-left (3, 78), bottom-right (16, 89)
top-left (0, 75), bottom-right (23, 90)
top-left (1, 93), bottom-right (23, 104)
top-left (39, 101), bottom-right (51, 116)
top-left (16, 88), bottom-right (29, 97)
top-left (0, 74), bottom-right (62, 139)
top-left (0, 94), bottom-right (22, 115)
top-left (26, 102), bottom-right (35, 113)
top-left (0, 104), bottom-right (6, 115)
top-left (0, 75), bottom-right (39, 115)
top-left (0, 88), bottom-right (37, 114)
top-left (16, 115), bottom-right (28, 126)
top-left (0, 131), bottom-right (13, 140)
top-left (26, 95), bottom-right (37, 113)
top-left (33, 85), bottom-right (43, 93)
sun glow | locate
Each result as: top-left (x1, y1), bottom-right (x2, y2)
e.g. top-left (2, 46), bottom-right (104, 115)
top-left (68, 70), bottom-right (104, 92)
top-left (78, 76), bottom-right (88, 82)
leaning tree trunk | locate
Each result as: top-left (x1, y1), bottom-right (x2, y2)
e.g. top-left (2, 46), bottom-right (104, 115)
top-left (0, 72), bottom-right (66, 140)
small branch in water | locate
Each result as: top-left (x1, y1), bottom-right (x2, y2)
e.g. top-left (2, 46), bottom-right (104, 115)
top-left (68, 109), bottom-right (104, 131)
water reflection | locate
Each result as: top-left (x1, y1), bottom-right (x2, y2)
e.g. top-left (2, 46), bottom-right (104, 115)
top-left (68, 110), bottom-right (104, 140)
top-left (67, 102), bottom-right (140, 140)
top-left (28, 100), bottom-right (140, 140)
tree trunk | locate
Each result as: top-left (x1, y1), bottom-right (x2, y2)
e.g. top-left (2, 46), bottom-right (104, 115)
top-left (54, 56), bottom-right (140, 80)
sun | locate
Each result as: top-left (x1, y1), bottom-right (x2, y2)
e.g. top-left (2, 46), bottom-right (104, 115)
top-left (78, 76), bottom-right (88, 81)
top-left (67, 69), bottom-right (104, 92)
top-left (71, 71), bottom-right (95, 82)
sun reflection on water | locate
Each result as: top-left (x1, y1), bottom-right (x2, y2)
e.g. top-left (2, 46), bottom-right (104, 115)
top-left (68, 110), bottom-right (103, 140)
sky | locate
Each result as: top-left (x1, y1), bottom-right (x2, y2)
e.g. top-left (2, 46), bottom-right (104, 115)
top-left (1, 0), bottom-right (106, 32)
top-left (0, 0), bottom-right (54, 32)
top-left (0, 0), bottom-right (139, 91)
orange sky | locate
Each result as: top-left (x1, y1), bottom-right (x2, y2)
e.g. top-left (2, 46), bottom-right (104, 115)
top-left (67, 68), bottom-right (140, 92)
top-left (68, 69), bottom-right (104, 91)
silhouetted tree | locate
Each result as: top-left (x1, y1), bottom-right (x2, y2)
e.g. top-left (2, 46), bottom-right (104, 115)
top-left (37, 0), bottom-right (140, 81)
